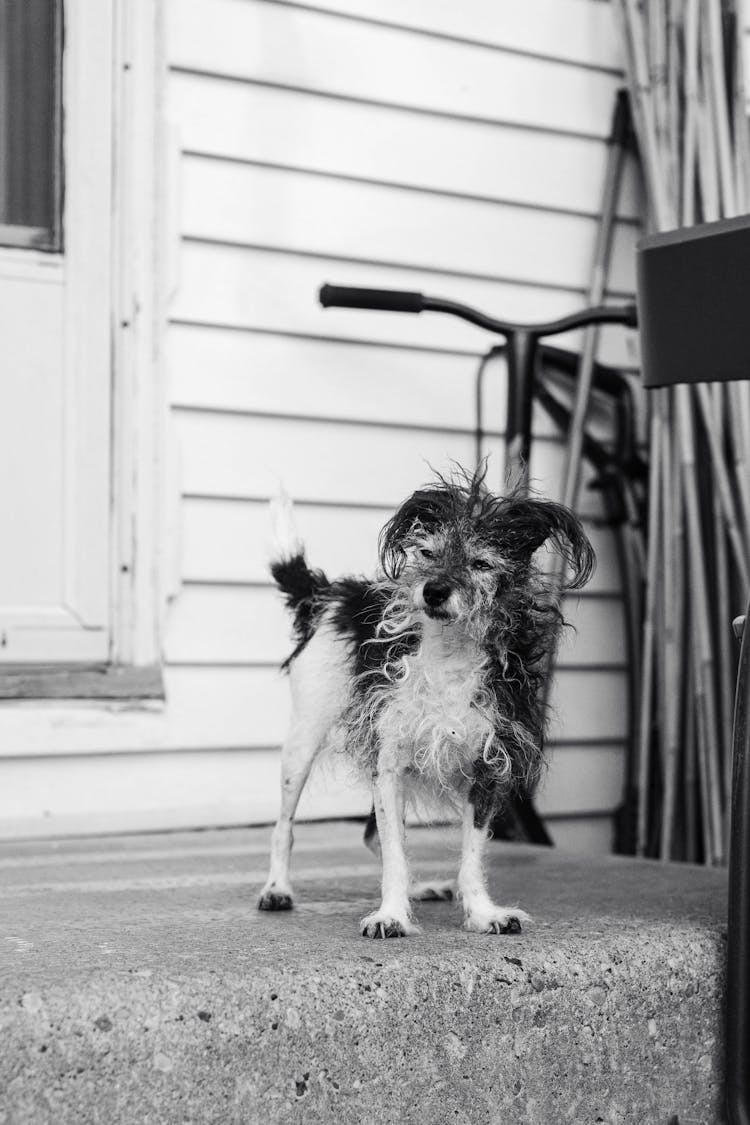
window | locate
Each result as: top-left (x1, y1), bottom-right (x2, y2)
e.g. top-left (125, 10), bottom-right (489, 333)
top-left (0, 0), bottom-right (62, 250)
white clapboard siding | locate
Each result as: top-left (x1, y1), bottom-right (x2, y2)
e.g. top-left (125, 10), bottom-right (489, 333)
top-left (167, 326), bottom-right (503, 431)
top-left (165, 584), bottom-right (625, 668)
top-left (179, 497), bottom-right (622, 595)
top-left (168, 76), bottom-right (642, 221)
top-left (0, 665), bottom-right (627, 759)
top-left (0, 748), bottom-right (371, 840)
top-left (180, 157), bottom-right (638, 296)
top-left (547, 817), bottom-right (614, 853)
top-left (167, 327), bottom-right (625, 444)
top-left (172, 242), bottom-right (640, 371)
top-left (0, 739), bottom-right (623, 841)
top-left (167, 0), bottom-right (623, 138)
top-left (537, 744), bottom-right (625, 815)
top-left (173, 409), bottom-right (611, 518)
top-left (279, 0), bottom-right (624, 71)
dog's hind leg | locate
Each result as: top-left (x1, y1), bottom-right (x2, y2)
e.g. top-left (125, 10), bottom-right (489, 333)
top-left (258, 624), bottom-right (348, 911)
top-left (409, 877), bottom-right (455, 901)
top-left (257, 719), bottom-right (322, 911)
top-left (362, 805), bottom-right (380, 857)
top-left (458, 762), bottom-right (531, 934)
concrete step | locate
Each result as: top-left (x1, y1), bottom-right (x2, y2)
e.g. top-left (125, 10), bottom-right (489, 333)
top-left (0, 822), bottom-right (727, 1125)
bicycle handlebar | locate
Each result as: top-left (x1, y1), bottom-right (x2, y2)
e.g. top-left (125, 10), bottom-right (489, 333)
top-left (319, 284), bottom-right (425, 314)
top-left (319, 284), bottom-right (638, 338)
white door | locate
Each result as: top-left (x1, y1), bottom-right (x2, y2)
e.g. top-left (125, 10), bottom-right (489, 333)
top-left (0, 0), bottom-right (113, 664)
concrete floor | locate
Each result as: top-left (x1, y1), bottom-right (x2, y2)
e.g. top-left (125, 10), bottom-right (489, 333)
top-left (0, 821), bottom-right (729, 1124)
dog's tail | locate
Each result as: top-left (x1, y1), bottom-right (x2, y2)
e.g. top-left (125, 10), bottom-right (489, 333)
top-left (269, 488), bottom-right (329, 631)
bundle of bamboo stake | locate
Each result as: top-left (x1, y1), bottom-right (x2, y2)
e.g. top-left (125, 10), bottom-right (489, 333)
top-left (616, 0), bottom-right (750, 864)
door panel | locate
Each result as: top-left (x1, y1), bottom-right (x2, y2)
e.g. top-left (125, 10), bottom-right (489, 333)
top-left (0, 0), bottom-right (113, 664)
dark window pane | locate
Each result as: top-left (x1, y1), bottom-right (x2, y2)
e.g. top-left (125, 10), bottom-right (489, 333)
top-left (0, 0), bottom-right (62, 248)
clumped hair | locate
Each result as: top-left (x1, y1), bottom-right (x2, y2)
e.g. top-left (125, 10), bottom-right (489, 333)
top-left (379, 463), bottom-right (595, 590)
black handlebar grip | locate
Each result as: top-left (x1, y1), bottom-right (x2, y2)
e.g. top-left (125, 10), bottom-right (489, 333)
top-left (319, 284), bottom-right (425, 313)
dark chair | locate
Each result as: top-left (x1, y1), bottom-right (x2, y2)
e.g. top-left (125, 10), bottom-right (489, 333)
top-left (637, 213), bottom-right (750, 1125)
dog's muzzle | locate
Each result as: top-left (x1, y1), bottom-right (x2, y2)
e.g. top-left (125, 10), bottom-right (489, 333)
top-left (420, 580), bottom-right (456, 619)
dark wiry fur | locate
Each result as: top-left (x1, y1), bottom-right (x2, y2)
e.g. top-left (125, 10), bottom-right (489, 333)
top-left (271, 465), bottom-right (595, 825)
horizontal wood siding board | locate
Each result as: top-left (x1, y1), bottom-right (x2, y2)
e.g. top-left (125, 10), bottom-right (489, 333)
top-left (547, 816), bottom-right (614, 852)
top-left (171, 243), bottom-right (639, 370)
top-left (182, 233), bottom-right (634, 300)
top-left (0, 740), bottom-right (624, 839)
top-left (180, 493), bottom-right (616, 527)
top-left (167, 74), bottom-right (642, 220)
top-left (179, 157), bottom-right (638, 295)
top-left (267, 0), bottom-right (624, 72)
top-left (179, 496), bottom-right (623, 594)
top-left (167, 325), bottom-right (500, 432)
top-left (0, 748), bottom-right (371, 839)
top-left (167, 0), bottom-right (624, 139)
top-left (172, 408), bottom-right (611, 517)
top-left (164, 584), bottom-right (625, 666)
top-left (537, 743), bottom-right (625, 815)
top-left (166, 324), bottom-right (627, 442)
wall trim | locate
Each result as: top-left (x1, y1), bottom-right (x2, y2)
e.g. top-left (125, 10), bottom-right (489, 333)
top-left (110, 0), bottom-right (168, 669)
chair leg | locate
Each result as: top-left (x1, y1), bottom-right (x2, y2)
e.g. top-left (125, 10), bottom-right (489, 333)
top-left (727, 604), bottom-right (750, 1125)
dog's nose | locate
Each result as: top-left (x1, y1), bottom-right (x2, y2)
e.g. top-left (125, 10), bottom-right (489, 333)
top-left (422, 580), bottom-right (451, 608)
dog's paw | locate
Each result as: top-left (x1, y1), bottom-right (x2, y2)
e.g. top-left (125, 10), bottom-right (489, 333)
top-left (360, 909), bottom-right (419, 939)
top-left (258, 885), bottom-right (294, 911)
top-left (463, 906), bottom-right (530, 935)
top-left (409, 879), bottom-right (456, 901)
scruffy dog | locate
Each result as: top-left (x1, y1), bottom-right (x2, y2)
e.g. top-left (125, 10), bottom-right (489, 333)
top-left (258, 466), bottom-right (594, 938)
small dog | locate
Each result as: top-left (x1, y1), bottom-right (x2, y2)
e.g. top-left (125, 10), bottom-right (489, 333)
top-left (258, 465), bottom-right (594, 938)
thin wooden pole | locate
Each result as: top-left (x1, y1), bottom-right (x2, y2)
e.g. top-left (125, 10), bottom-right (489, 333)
top-left (704, 0), bottom-right (738, 216)
top-left (710, 385), bottom-right (734, 824)
top-left (681, 0), bottom-right (700, 230)
top-left (677, 385), bottom-right (725, 863)
top-left (695, 383), bottom-right (750, 587)
top-left (659, 391), bottom-right (681, 860)
top-left (618, 0), bottom-right (675, 229)
top-left (684, 651), bottom-right (699, 862)
top-left (560, 94), bottom-right (629, 514)
top-left (636, 406), bottom-right (662, 856)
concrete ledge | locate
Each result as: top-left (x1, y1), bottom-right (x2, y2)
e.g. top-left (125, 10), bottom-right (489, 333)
top-left (0, 823), bottom-right (728, 1124)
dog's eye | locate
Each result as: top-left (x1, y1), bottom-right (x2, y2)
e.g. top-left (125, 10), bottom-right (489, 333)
top-left (471, 558), bottom-right (493, 571)
top-left (418, 547), bottom-right (435, 560)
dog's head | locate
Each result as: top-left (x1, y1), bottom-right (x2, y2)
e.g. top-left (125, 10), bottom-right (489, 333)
top-left (378, 466), bottom-right (595, 626)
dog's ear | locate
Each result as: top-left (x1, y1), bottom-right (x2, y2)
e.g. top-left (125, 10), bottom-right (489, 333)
top-left (379, 488), bottom-right (450, 579)
top-left (500, 498), bottom-right (595, 589)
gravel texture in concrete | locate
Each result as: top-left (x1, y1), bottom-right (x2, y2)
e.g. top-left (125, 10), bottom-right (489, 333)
top-left (0, 821), bottom-right (728, 1124)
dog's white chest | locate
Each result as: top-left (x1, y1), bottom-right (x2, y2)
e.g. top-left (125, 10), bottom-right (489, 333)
top-left (377, 630), bottom-right (493, 784)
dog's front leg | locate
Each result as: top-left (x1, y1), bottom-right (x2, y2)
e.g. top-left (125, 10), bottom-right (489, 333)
top-left (458, 764), bottom-right (531, 935)
top-left (360, 755), bottom-right (418, 938)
